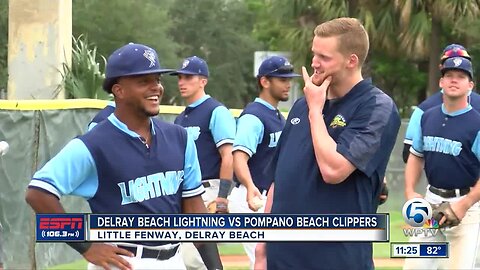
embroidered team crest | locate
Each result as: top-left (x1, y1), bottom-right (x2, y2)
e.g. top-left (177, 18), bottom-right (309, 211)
top-left (182, 59), bottom-right (190, 69)
top-left (453, 57), bottom-right (462, 67)
top-left (143, 49), bottom-right (156, 68)
top-left (329, 114), bottom-right (347, 128)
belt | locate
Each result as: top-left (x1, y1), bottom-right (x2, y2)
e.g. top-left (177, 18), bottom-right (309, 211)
top-left (428, 185), bottom-right (470, 198)
top-left (118, 244), bottom-right (178, 260)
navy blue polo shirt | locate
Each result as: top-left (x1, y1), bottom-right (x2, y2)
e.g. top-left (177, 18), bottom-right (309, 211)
top-left (174, 95), bottom-right (236, 180)
top-left (267, 79), bottom-right (401, 269)
top-left (233, 98), bottom-right (285, 192)
top-left (29, 114), bottom-right (204, 246)
top-left (410, 104), bottom-right (480, 189)
top-left (404, 90), bottom-right (480, 145)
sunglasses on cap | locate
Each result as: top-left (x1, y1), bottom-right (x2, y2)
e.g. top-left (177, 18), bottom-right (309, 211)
top-left (265, 65), bottom-right (294, 76)
top-left (440, 48), bottom-right (471, 63)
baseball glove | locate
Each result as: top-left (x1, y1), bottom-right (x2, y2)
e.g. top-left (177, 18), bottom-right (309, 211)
top-left (378, 182), bottom-right (389, 205)
top-left (432, 202), bottom-right (461, 228)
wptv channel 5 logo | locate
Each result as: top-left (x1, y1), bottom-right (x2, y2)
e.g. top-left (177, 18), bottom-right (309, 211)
top-left (402, 198), bottom-right (440, 237)
top-left (36, 214), bottom-right (86, 242)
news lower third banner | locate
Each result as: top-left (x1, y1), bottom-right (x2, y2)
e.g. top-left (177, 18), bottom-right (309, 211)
top-left (36, 214), bottom-right (389, 242)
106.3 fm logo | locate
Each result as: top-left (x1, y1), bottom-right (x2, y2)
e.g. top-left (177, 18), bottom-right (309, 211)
top-left (36, 214), bottom-right (86, 242)
top-left (402, 198), bottom-right (440, 237)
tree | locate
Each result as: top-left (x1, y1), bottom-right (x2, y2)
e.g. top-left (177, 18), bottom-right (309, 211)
top-left (394, 0), bottom-right (480, 96)
top-left (57, 35), bottom-right (109, 99)
top-left (72, 0), bottom-right (181, 103)
top-left (168, 0), bottom-right (261, 108)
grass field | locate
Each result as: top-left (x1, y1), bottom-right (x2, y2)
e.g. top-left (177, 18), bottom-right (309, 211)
top-left (49, 212), bottom-right (407, 270)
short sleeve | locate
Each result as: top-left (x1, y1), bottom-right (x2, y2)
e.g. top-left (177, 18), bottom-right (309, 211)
top-left (181, 131), bottom-right (205, 198)
top-left (404, 107), bottom-right (424, 145)
top-left (336, 96), bottom-right (400, 177)
top-left (409, 113), bottom-right (424, 158)
top-left (233, 114), bottom-right (264, 157)
top-left (29, 138), bottom-right (99, 199)
top-left (472, 131), bottom-right (480, 162)
top-left (209, 106), bottom-right (236, 147)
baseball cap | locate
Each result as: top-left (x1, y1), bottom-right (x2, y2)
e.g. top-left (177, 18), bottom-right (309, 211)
top-left (102, 43), bottom-right (173, 92)
top-left (440, 44), bottom-right (471, 64)
top-left (170, 56), bottom-right (209, 77)
top-left (257, 56), bottom-right (300, 78)
top-left (441, 57), bottom-right (474, 79)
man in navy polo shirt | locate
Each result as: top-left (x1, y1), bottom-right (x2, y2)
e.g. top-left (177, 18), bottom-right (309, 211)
top-left (402, 44), bottom-right (480, 163)
top-left (404, 57), bottom-right (480, 269)
top-left (171, 56), bottom-right (236, 270)
top-left (229, 55), bottom-right (300, 268)
top-left (255, 18), bottom-right (401, 269)
top-left (25, 43), bottom-right (222, 270)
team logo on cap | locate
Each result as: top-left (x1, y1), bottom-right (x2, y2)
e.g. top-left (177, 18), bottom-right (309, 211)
top-left (453, 57), bottom-right (462, 67)
top-left (284, 60), bottom-right (291, 66)
top-left (143, 49), bottom-right (156, 68)
top-left (182, 59), bottom-right (190, 69)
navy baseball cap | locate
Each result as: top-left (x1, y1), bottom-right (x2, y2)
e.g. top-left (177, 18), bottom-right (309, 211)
top-left (440, 44), bottom-right (471, 64)
top-left (103, 43), bottom-right (173, 92)
top-left (170, 56), bottom-right (209, 77)
top-left (441, 57), bottom-right (474, 79)
top-left (257, 56), bottom-right (300, 78)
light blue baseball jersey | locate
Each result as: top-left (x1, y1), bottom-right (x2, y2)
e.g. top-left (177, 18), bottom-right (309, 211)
top-left (87, 101), bottom-right (116, 131)
top-left (29, 114), bottom-right (204, 246)
top-left (174, 95), bottom-right (236, 180)
top-left (410, 104), bottom-right (480, 189)
top-left (404, 90), bottom-right (480, 145)
top-left (233, 98), bottom-right (285, 191)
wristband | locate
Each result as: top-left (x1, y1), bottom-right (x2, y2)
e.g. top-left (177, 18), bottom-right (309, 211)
top-left (218, 179), bottom-right (232, 199)
top-left (67, 242), bottom-right (92, 254)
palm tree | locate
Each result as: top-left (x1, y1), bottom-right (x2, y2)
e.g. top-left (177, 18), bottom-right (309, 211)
top-left (394, 0), bottom-right (480, 96)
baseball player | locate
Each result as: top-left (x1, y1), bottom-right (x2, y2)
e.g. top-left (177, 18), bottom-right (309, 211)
top-left (228, 55), bottom-right (300, 268)
top-left (25, 43), bottom-right (222, 270)
top-left (87, 100), bottom-right (115, 131)
top-left (404, 57), bottom-right (480, 269)
top-left (256, 18), bottom-right (401, 269)
top-left (403, 44), bottom-right (480, 163)
top-left (170, 56), bottom-right (236, 270)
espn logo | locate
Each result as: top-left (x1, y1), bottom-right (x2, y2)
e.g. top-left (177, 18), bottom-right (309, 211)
top-left (39, 217), bottom-right (83, 230)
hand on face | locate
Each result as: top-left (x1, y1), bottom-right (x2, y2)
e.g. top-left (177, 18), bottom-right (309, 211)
top-left (302, 66), bottom-right (332, 114)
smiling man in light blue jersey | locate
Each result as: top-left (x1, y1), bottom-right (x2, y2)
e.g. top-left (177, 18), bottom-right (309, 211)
top-left (25, 43), bottom-right (222, 270)
top-left (171, 56), bottom-right (235, 270)
top-left (404, 57), bottom-right (480, 270)
top-left (403, 44), bottom-right (480, 163)
top-left (229, 55), bottom-right (300, 269)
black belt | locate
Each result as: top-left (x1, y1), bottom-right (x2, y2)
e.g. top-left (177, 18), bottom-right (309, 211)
top-left (429, 186), bottom-right (470, 198)
top-left (118, 245), bottom-right (178, 260)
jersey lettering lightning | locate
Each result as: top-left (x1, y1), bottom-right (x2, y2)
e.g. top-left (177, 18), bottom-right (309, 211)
top-left (185, 126), bottom-right (201, 141)
top-left (423, 136), bottom-right (462, 156)
top-left (118, 170), bottom-right (184, 205)
top-left (268, 131), bottom-right (282, 147)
